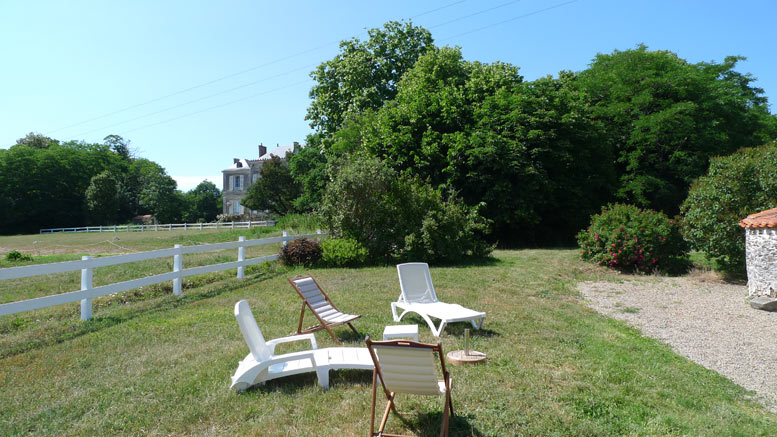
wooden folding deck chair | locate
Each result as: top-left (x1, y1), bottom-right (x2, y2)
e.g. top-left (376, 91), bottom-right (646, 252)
top-left (366, 337), bottom-right (454, 437)
top-left (288, 275), bottom-right (361, 344)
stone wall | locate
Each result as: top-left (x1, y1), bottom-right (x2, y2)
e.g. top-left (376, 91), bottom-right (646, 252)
top-left (745, 228), bottom-right (777, 297)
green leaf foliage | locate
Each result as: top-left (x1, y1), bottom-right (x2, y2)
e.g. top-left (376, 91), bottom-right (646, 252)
top-left (181, 180), bottom-right (222, 223)
top-left (319, 237), bottom-right (368, 267)
top-left (241, 155), bottom-right (301, 216)
top-left (577, 203), bottom-right (690, 274)
top-left (320, 155), bottom-right (492, 263)
top-left (306, 20), bottom-right (434, 136)
top-left (680, 142), bottom-right (777, 275)
top-left (352, 48), bottom-right (611, 245)
top-left (576, 45), bottom-right (777, 214)
top-left (85, 170), bottom-right (119, 225)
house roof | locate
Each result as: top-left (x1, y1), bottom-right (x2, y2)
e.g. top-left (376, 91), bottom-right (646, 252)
top-left (255, 144), bottom-right (295, 161)
top-left (223, 158), bottom-right (251, 173)
top-left (739, 207), bottom-right (777, 228)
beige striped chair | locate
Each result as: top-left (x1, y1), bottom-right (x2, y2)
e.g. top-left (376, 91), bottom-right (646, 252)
top-left (365, 337), bottom-right (454, 437)
top-left (288, 275), bottom-right (361, 344)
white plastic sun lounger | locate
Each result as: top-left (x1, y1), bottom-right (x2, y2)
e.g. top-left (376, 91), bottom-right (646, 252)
top-left (230, 300), bottom-right (373, 391)
top-left (393, 262), bottom-right (486, 337)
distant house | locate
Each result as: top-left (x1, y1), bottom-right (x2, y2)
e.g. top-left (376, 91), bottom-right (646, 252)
top-left (222, 142), bottom-right (300, 215)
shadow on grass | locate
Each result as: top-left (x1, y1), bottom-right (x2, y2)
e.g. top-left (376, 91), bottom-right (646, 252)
top-left (0, 270), bottom-right (285, 360)
top-left (376, 408), bottom-right (483, 437)
top-left (336, 327), bottom-right (373, 344)
top-left (244, 368), bottom-right (373, 394)
top-left (444, 323), bottom-right (499, 339)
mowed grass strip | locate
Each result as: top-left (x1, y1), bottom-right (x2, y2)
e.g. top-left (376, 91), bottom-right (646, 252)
top-left (1, 250), bottom-right (776, 435)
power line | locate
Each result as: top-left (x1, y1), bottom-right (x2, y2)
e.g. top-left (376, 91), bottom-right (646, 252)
top-left (61, 0), bottom-right (579, 138)
top-left (46, 0), bottom-right (470, 137)
top-left (429, 0), bottom-right (523, 30)
top-left (440, 0), bottom-right (579, 42)
top-left (118, 79), bottom-right (311, 135)
top-left (70, 63), bottom-right (316, 138)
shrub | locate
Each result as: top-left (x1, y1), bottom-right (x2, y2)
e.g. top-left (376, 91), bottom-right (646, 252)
top-left (403, 190), bottom-right (493, 263)
top-left (5, 250), bottom-right (33, 262)
top-left (278, 237), bottom-right (322, 266)
top-left (320, 155), bottom-right (492, 263)
top-left (680, 142), bottom-right (777, 276)
top-left (319, 238), bottom-right (368, 267)
top-left (577, 203), bottom-right (689, 274)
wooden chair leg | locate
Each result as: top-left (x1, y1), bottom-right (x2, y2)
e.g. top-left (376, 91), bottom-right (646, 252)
top-left (322, 323), bottom-right (341, 345)
top-left (347, 322), bottom-right (359, 335)
top-left (378, 393), bottom-right (394, 435)
top-left (440, 395), bottom-right (450, 437)
top-left (297, 302), bottom-right (306, 334)
top-left (370, 369), bottom-right (377, 436)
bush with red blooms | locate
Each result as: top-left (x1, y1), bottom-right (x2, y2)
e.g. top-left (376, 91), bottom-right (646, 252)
top-left (577, 203), bottom-right (689, 274)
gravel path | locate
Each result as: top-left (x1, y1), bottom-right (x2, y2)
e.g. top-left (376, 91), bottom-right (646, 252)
top-left (578, 276), bottom-right (777, 411)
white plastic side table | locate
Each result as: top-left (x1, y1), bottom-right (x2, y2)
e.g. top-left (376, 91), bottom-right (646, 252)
top-left (382, 324), bottom-right (419, 342)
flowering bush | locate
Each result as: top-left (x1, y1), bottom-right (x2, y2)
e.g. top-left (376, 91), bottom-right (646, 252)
top-left (577, 203), bottom-right (689, 274)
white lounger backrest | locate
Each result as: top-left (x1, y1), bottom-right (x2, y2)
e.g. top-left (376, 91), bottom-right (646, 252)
top-left (234, 300), bottom-right (271, 361)
top-left (372, 344), bottom-right (442, 396)
top-left (397, 263), bottom-right (439, 304)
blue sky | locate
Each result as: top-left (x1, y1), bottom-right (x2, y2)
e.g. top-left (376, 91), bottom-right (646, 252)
top-left (2, 0), bottom-right (775, 191)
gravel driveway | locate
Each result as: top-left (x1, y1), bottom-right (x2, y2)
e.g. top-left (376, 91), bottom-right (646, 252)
top-left (579, 275), bottom-right (777, 411)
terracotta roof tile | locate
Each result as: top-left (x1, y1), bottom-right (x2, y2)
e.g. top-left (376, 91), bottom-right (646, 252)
top-left (739, 207), bottom-right (777, 228)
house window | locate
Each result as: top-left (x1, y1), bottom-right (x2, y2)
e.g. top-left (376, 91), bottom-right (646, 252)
top-left (233, 175), bottom-right (242, 190)
top-left (233, 199), bottom-right (242, 215)
top-left (252, 172), bottom-right (259, 183)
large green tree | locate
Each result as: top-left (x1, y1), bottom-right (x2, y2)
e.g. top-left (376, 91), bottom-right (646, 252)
top-left (355, 48), bottom-right (610, 244)
top-left (576, 45), bottom-right (777, 214)
top-left (242, 155), bottom-right (301, 216)
top-left (0, 141), bottom-right (124, 233)
top-left (306, 20), bottom-right (435, 137)
top-left (85, 170), bottom-right (119, 225)
top-left (680, 142), bottom-right (777, 275)
top-left (182, 180), bottom-right (222, 223)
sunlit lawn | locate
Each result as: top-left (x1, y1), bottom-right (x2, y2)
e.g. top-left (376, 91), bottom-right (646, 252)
top-left (1, 241), bottom-right (776, 435)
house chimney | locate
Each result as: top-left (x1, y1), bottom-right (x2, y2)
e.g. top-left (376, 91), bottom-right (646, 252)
top-left (293, 141), bottom-right (300, 153)
top-left (258, 143), bottom-right (267, 158)
top-left (233, 158), bottom-right (240, 164)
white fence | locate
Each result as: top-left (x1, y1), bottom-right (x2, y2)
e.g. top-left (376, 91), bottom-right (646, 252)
top-left (0, 231), bottom-right (320, 320)
top-left (39, 220), bottom-right (277, 234)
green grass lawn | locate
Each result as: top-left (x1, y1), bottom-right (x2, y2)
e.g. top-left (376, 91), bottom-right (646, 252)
top-left (1, 242), bottom-right (776, 435)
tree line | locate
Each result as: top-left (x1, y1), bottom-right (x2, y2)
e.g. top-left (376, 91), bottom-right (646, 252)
top-left (0, 133), bottom-right (221, 235)
top-left (244, 21), bottom-right (776, 250)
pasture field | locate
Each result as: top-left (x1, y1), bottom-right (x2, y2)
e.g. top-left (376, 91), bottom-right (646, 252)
top-left (1, 234), bottom-right (776, 435)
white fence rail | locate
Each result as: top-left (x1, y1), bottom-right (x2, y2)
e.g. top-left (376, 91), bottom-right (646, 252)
top-left (39, 220), bottom-right (277, 234)
top-left (1, 230), bottom-right (320, 320)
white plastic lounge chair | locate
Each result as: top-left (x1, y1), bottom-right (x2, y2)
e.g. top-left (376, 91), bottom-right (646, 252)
top-left (394, 262), bottom-right (485, 337)
top-left (288, 275), bottom-right (361, 344)
top-left (230, 300), bottom-right (373, 391)
top-left (366, 337), bottom-right (454, 436)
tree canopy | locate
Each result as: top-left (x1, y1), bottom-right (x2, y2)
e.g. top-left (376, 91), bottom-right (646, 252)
top-left (576, 45), bottom-right (777, 214)
top-left (0, 135), bottom-right (222, 234)
top-left (306, 20), bottom-right (435, 137)
top-left (241, 155), bottom-right (301, 216)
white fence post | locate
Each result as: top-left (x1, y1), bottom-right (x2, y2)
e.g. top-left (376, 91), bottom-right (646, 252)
top-left (237, 236), bottom-right (246, 279)
top-left (282, 231), bottom-right (288, 247)
top-left (80, 256), bottom-right (93, 321)
top-left (173, 244), bottom-right (183, 296)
